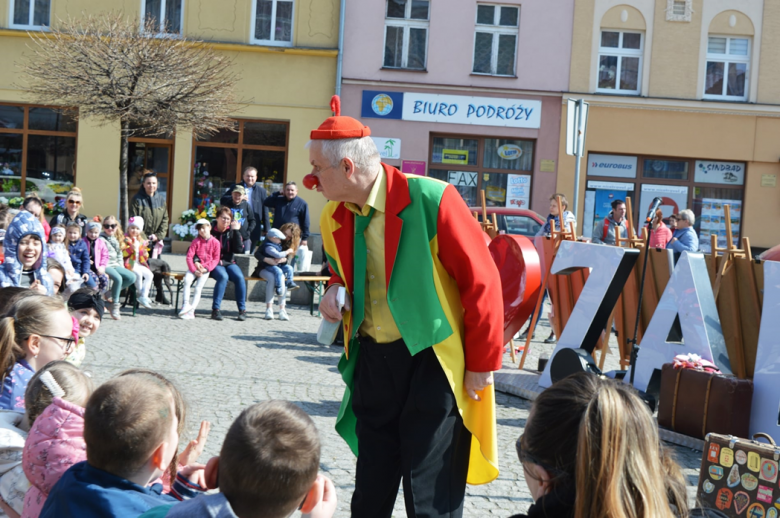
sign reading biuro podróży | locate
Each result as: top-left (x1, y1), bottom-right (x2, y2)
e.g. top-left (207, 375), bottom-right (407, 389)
top-left (360, 90), bottom-right (542, 129)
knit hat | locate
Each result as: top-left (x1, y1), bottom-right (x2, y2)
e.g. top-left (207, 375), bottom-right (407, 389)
top-left (310, 96), bottom-right (371, 140)
top-left (68, 288), bottom-right (105, 320)
top-left (195, 219), bottom-right (211, 228)
top-left (128, 216), bottom-right (144, 230)
top-left (267, 228), bottom-right (285, 240)
top-left (232, 185), bottom-right (246, 195)
top-left (86, 221), bottom-right (101, 232)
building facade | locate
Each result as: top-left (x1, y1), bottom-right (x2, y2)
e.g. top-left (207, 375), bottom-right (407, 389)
top-left (0, 0), bottom-right (339, 233)
top-left (340, 0), bottom-right (574, 217)
top-left (558, 0), bottom-right (780, 251)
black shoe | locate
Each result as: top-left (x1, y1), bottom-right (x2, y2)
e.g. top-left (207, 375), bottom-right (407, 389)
top-left (275, 286), bottom-right (283, 296)
top-left (156, 292), bottom-right (171, 305)
top-left (544, 332), bottom-right (557, 344)
top-left (237, 310), bottom-right (247, 321)
top-left (211, 309), bottom-right (223, 321)
top-left (286, 282), bottom-right (299, 291)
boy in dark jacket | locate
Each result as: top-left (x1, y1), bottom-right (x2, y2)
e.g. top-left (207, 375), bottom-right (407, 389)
top-left (223, 185), bottom-right (255, 254)
top-left (66, 222), bottom-right (97, 289)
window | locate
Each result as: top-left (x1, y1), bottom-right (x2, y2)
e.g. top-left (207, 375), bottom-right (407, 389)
top-left (383, 0), bottom-right (429, 70)
top-left (252, 0), bottom-right (294, 46)
top-left (428, 135), bottom-right (534, 207)
top-left (704, 36), bottom-right (750, 101)
top-left (472, 4), bottom-right (519, 76)
top-left (597, 31), bottom-right (643, 94)
top-left (666, 0), bottom-right (692, 22)
top-left (191, 120), bottom-right (288, 207)
top-left (141, 0), bottom-right (183, 34)
top-left (0, 104), bottom-right (77, 207)
top-left (10, 0), bottom-right (50, 29)
top-left (672, 1), bottom-right (686, 16)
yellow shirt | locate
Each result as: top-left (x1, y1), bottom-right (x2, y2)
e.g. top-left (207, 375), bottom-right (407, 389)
top-left (345, 169), bottom-right (402, 344)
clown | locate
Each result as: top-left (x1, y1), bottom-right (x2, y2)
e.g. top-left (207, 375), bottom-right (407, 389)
top-left (309, 96), bottom-right (504, 517)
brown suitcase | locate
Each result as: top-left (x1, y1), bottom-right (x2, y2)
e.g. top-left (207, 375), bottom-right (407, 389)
top-left (697, 433), bottom-right (780, 517)
top-left (657, 363), bottom-right (753, 440)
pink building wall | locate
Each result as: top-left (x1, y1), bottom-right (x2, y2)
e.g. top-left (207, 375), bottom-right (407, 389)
top-left (340, 0), bottom-right (575, 215)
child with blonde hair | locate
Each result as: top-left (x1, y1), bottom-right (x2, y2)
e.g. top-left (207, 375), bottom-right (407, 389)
top-left (123, 216), bottom-right (154, 309)
top-left (46, 227), bottom-right (80, 292)
top-left (100, 216), bottom-right (135, 320)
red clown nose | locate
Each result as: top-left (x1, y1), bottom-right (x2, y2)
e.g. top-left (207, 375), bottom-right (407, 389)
top-left (303, 174), bottom-right (319, 190)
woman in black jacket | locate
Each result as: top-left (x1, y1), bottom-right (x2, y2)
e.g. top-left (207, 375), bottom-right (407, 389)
top-left (209, 206), bottom-right (247, 321)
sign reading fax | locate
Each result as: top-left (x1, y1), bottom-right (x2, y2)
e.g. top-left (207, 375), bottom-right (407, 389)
top-left (401, 93), bottom-right (542, 129)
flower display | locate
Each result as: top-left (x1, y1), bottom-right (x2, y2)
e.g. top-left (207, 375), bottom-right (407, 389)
top-left (170, 203), bottom-right (218, 241)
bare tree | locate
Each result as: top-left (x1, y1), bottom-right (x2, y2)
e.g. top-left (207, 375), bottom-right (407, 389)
top-left (19, 13), bottom-right (240, 226)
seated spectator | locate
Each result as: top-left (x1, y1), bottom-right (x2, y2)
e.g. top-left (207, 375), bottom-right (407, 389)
top-left (65, 288), bottom-right (104, 367)
top-left (21, 195), bottom-right (50, 244)
top-left (256, 228), bottom-right (295, 297)
top-left (510, 373), bottom-right (688, 518)
top-left (139, 400), bottom-right (336, 518)
top-left (45, 258), bottom-right (66, 297)
top-left (222, 185), bottom-right (255, 255)
top-left (47, 226), bottom-right (81, 293)
top-left (100, 216), bottom-right (136, 320)
top-left (0, 212), bottom-right (53, 295)
top-left (21, 360), bottom-right (95, 518)
top-left (178, 219), bottom-right (220, 320)
top-left (667, 209), bottom-right (699, 254)
top-left (40, 373), bottom-right (206, 518)
top-left (209, 207), bottom-right (247, 322)
top-left (0, 295), bottom-right (76, 411)
top-left (66, 222), bottom-right (96, 290)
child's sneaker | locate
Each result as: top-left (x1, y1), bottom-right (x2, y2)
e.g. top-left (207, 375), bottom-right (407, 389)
top-left (264, 308), bottom-right (274, 320)
top-left (138, 296), bottom-right (153, 309)
top-left (111, 307), bottom-right (121, 321)
top-left (286, 281), bottom-right (299, 291)
top-left (178, 304), bottom-right (191, 318)
top-left (278, 308), bottom-right (290, 321)
top-left (181, 310), bottom-right (195, 320)
top-left (275, 286), bottom-right (283, 296)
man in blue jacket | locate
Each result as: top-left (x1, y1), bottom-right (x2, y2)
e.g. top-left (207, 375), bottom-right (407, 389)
top-left (220, 167), bottom-right (271, 252)
top-left (264, 181), bottom-right (310, 246)
top-left (667, 209), bottom-right (699, 253)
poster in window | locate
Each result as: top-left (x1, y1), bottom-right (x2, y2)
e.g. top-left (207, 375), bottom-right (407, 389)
top-left (699, 198), bottom-right (741, 253)
top-left (442, 149), bottom-right (469, 164)
top-left (505, 174), bottom-right (531, 208)
top-left (639, 184), bottom-right (688, 222)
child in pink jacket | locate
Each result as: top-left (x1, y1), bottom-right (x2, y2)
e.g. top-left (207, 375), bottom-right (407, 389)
top-left (21, 361), bottom-right (94, 518)
top-left (178, 219), bottom-right (221, 319)
top-left (82, 221), bottom-right (110, 294)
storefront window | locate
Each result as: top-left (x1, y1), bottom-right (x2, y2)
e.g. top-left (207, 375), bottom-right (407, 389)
top-left (692, 186), bottom-right (743, 253)
top-left (0, 104), bottom-right (77, 208)
top-left (192, 120), bottom-right (287, 207)
top-left (429, 134), bottom-right (534, 208)
top-left (643, 159), bottom-right (688, 180)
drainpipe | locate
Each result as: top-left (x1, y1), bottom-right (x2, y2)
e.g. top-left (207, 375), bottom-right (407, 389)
top-left (334, 0), bottom-right (346, 99)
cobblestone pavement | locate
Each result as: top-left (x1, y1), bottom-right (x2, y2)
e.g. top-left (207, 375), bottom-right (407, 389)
top-left (81, 255), bottom-right (703, 517)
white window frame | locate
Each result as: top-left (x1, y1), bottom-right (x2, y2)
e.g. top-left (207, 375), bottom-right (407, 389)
top-left (140, 0), bottom-right (185, 36)
top-left (250, 0), bottom-right (295, 47)
top-left (596, 30), bottom-right (643, 95)
top-left (666, 0), bottom-right (693, 22)
top-left (382, 1), bottom-right (430, 69)
top-left (703, 36), bottom-right (750, 102)
top-left (471, 4), bottom-right (519, 77)
top-left (9, 0), bottom-right (50, 30)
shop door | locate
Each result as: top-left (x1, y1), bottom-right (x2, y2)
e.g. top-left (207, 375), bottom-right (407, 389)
top-left (128, 141), bottom-right (173, 214)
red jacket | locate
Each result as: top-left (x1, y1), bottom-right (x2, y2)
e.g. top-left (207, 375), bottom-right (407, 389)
top-left (186, 236), bottom-right (221, 273)
top-left (649, 221), bottom-right (673, 249)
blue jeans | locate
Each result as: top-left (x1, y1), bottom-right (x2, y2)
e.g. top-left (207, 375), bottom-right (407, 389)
top-left (265, 264), bottom-right (293, 288)
top-left (211, 263), bottom-right (246, 311)
top-left (84, 272), bottom-right (98, 289)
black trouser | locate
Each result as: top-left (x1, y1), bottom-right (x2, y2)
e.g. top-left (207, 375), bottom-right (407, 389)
top-left (351, 338), bottom-right (471, 518)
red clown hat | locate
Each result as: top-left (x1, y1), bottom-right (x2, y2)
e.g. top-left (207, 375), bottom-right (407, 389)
top-left (310, 95), bottom-right (371, 140)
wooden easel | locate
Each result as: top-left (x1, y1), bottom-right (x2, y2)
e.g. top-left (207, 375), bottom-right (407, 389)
top-left (614, 197), bottom-right (644, 249)
top-left (518, 195), bottom-right (576, 369)
top-left (710, 205), bottom-right (750, 299)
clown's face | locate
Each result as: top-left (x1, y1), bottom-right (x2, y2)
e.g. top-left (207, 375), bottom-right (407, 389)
top-left (308, 141), bottom-right (351, 202)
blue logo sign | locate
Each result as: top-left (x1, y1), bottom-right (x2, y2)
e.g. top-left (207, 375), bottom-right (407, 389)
top-left (361, 90), bottom-right (404, 119)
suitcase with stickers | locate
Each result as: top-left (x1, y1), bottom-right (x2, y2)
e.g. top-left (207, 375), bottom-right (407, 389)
top-left (697, 433), bottom-right (780, 518)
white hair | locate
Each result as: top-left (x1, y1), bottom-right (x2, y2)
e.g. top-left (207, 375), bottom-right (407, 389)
top-left (678, 209), bottom-right (695, 226)
top-left (305, 137), bottom-right (381, 173)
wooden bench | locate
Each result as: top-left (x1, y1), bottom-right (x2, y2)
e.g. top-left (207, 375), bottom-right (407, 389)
top-left (163, 272), bottom-right (330, 317)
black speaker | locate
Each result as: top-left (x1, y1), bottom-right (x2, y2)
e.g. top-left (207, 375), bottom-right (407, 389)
top-left (549, 348), bottom-right (602, 384)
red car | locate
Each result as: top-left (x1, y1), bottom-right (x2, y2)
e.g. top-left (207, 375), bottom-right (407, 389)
top-left (469, 207), bottom-right (545, 238)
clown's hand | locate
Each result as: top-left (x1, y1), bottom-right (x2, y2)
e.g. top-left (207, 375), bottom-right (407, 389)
top-left (464, 370), bottom-right (493, 401)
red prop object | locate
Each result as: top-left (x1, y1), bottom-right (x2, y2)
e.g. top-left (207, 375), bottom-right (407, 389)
top-left (303, 174), bottom-right (319, 190)
top-left (488, 235), bottom-right (542, 345)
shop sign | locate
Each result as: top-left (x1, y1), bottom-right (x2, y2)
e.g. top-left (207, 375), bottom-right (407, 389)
top-left (442, 149), bottom-right (469, 164)
top-left (761, 174), bottom-right (777, 187)
top-left (361, 90), bottom-right (404, 119)
top-left (370, 137), bottom-right (401, 160)
top-left (506, 174), bottom-right (531, 208)
top-left (402, 92), bottom-right (542, 128)
top-left (587, 154), bottom-right (638, 178)
top-left (587, 181), bottom-right (634, 190)
top-left (540, 159), bottom-right (556, 172)
top-left (447, 171), bottom-right (477, 187)
top-left (497, 144), bottom-right (523, 160)
top-left (402, 160), bottom-right (426, 176)
top-left (695, 161), bottom-right (745, 186)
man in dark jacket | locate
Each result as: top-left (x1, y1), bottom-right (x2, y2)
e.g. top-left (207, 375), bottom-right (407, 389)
top-left (222, 185), bottom-right (256, 253)
top-left (263, 181), bottom-right (310, 246)
top-left (219, 166), bottom-right (270, 250)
